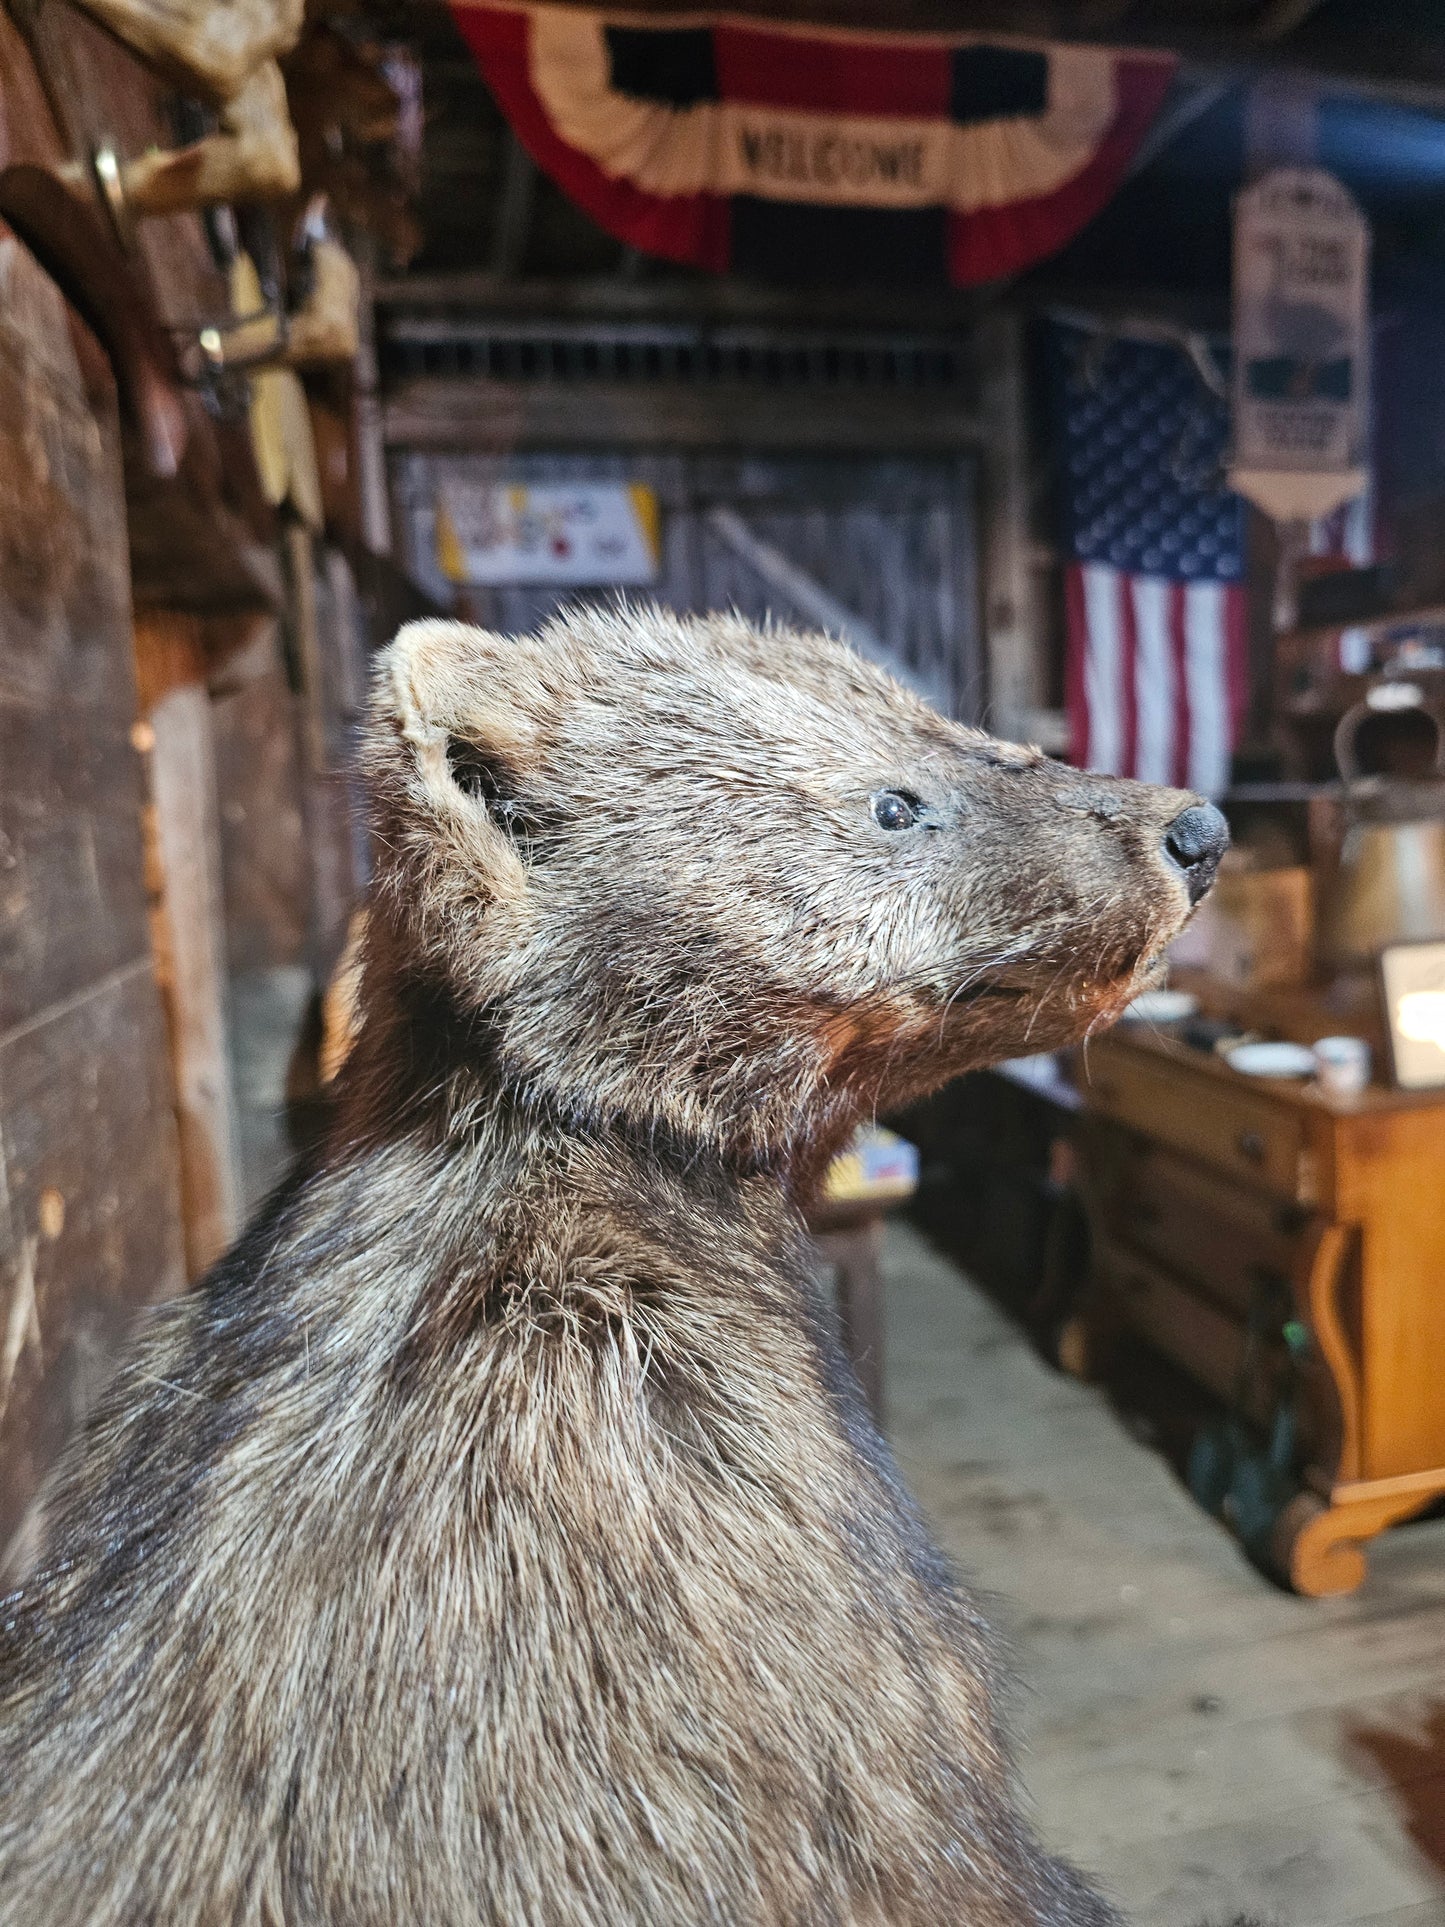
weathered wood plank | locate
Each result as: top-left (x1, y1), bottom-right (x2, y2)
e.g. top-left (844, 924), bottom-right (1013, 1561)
top-left (150, 680), bottom-right (241, 1272)
top-left (211, 640), bottom-right (311, 976)
top-left (975, 309), bottom-right (1039, 742)
top-left (0, 967), bottom-right (185, 1552)
top-left (1097, 1784), bottom-right (1445, 1927)
top-left (0, 20), bottom-right (223, 1554)
top-left (384, 376), bottom-right (985, 455)
top-left (0, 245), bottom-right (150, 1036)
top-left (134, 614), bottom-right (242, 1277)
top-left (1027, 1680), bottom-right (1445, 1855)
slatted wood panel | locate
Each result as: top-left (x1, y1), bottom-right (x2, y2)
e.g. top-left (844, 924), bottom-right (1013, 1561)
top-left (391, 448), bottom-right (983, 721)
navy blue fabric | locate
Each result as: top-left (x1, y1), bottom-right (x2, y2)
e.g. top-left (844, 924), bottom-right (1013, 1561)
top-left (604, 26), bottom-right (718, 107)
top-left (1049, 322), bottom-right (1245, 583)
top-left (730, 198), bottom-right (947, 286)
top-left (949, 47), bottom-right (1048, 126)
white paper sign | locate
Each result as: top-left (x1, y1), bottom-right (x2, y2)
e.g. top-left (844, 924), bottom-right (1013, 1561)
top-left (1230, 167), bottom-right (1370, 522)
top-left (435, 480), bottom-right (660, 587)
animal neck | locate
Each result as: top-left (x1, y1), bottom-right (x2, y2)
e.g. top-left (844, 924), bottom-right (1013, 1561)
top-left (323, 988), bottom-right (826, 1391)
top-left (332, 959), bottom-right (863, 1210)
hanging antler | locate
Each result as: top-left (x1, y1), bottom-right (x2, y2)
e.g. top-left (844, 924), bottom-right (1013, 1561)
top-left (67, 0), bottom-right (305, 103)
top-left (18, 0), bottom-right (307, 213)
top-left (120, 59), bottom-right (300, 214)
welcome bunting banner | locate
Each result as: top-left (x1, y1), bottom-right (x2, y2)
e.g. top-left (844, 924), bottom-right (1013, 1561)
top-left (451, 4), bottom-right (1174, 286)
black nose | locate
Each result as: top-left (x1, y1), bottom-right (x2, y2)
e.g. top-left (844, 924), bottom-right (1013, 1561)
top-left (1164, 802), bottom-right (1229, 904)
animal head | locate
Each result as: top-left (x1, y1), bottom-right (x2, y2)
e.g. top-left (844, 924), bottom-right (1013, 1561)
top-left (356, 608), bottom-right (1224, 1173)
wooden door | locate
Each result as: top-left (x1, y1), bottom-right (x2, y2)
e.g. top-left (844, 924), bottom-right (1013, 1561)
top-left (392, 448), bottom-right (983, 721)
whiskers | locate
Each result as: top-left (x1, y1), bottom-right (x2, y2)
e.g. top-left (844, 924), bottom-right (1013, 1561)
top-left (934, 908), bottom-right (1094, 1052)
top-left (937, 900), bottom-right (1169, 1064)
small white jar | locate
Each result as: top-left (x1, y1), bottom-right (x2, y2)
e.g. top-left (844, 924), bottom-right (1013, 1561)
top-left (1313, 1034), bottom-right (1372, 1098)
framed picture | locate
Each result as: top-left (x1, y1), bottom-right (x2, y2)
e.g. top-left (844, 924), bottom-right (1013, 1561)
top-left (1379, 940), bottom-right (1445, 1090)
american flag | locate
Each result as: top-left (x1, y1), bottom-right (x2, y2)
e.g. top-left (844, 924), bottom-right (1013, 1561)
top-left (1050, 322), bottom-right (1248, 797)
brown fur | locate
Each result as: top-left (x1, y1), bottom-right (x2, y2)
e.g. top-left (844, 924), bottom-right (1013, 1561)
top-left (0, 608), bottom-right (1217, 1924)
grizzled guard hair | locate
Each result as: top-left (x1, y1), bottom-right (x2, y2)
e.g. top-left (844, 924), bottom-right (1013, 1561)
top-left (0, 609), bottom-right (1224, 1924)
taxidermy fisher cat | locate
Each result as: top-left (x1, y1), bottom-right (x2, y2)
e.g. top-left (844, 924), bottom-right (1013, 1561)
top-left (0, 608), bottom-right (1227, 1924)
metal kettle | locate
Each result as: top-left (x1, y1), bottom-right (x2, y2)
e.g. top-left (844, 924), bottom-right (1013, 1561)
top-left (1318, 686), bottom-right (1445, 974)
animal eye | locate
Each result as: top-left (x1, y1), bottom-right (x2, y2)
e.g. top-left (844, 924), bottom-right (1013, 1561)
top-left (871, 789), bottom-right (921, 832)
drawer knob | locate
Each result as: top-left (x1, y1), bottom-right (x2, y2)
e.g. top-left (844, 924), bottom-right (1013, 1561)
top-left (1236, 1130), bottom-right (1266, 1165)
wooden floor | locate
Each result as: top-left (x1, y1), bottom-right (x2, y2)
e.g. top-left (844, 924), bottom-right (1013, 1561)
top-left (882, 1221), bottom-right (1445, 1927)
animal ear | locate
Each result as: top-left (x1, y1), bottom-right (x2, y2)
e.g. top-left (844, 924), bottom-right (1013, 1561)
top-left (379, 619), bottom-right (566, 885)
top-left (384, 618), bottom-right (548, 765)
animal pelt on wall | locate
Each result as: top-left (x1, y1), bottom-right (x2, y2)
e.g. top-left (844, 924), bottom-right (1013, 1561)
top-left (0, 608), bottom-right (1225, 1924)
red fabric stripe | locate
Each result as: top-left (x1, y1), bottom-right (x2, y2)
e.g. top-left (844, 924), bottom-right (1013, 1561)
top-left (1170, 580), bottom-right (1191, 790)
top-left (1224, 583), bottom-right (1250, 747)
top-left (712, 27), bottom-right (950, 116)
top-left (946, 55), bottom-right (1173, 286)
top-left (1119, 572), bottom-right (1139, 779)
top-left (453, 6), bottom-right (732, 271)
top-left (453, 10), bottom-right (1171, 289)
top-left (1064, 561), bottom-right (1090, 768)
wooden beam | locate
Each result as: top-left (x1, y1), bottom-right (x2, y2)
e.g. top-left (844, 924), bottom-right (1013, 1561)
top-left (489, 130), bottom-right (538, 280)
top-left (283, 524), bottom-right (328, 774)
top-left (383, 376), bottom-right (985, 456)
top-left (976, 309), bottom-right (1039, 743)
top-left (374, 271), bottom-right (987, 331)
top-left (0, 155), bottom-right (189, 1547)
top-left (134, 613), bottom-right (242, 1277)
top-left (351, 236), bottom-right (394, 559)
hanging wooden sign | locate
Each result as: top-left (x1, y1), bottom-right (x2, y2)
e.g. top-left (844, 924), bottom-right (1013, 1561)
top-left (1229, 166), bottom-right (1370, 523)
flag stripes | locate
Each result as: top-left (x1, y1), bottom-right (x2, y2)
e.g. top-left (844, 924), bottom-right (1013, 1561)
top-left (1066, 563), bottom-right (1247, 797)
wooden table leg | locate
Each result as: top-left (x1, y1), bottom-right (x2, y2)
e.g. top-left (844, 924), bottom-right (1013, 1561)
top-left (1273, 1479), bottom-right (1445, 1597)
top-left (816, 1216), bottom-right (886, 1423)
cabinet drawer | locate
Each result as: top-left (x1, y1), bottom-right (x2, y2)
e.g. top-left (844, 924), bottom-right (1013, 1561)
top-left (1095, 1236), bottom-right (1246, 1404)
top-left (1090, 1135), bottom-right (1314, 1322)
top-left (1093, 1235), bottom-right (1330, 1453)
top-left (1084, 1050), bottom-right (1310, 1200)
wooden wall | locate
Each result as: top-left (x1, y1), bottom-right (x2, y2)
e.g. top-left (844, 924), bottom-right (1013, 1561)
top-left (0, 9), bottom-right (374, 1554)
top-left (0, 224), bottom-right (185, 1555)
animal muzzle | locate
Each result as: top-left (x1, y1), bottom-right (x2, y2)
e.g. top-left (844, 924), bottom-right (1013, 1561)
top-left (1163, 802), bottom-right (1229, 905)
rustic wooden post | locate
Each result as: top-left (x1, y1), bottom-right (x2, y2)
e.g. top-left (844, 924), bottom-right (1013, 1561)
top-left (352, 235), bottom-right (394, 559)
top-left (283, 522), bottom-right (328, 773)
top-left (133, 613), bottom-right (242, 1276)
top-left (977, 308), bottom-right (1039, 745)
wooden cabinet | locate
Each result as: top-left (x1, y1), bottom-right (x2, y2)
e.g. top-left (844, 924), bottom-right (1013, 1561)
top-left (1075, 1023), bottom-right (1445, 1595)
